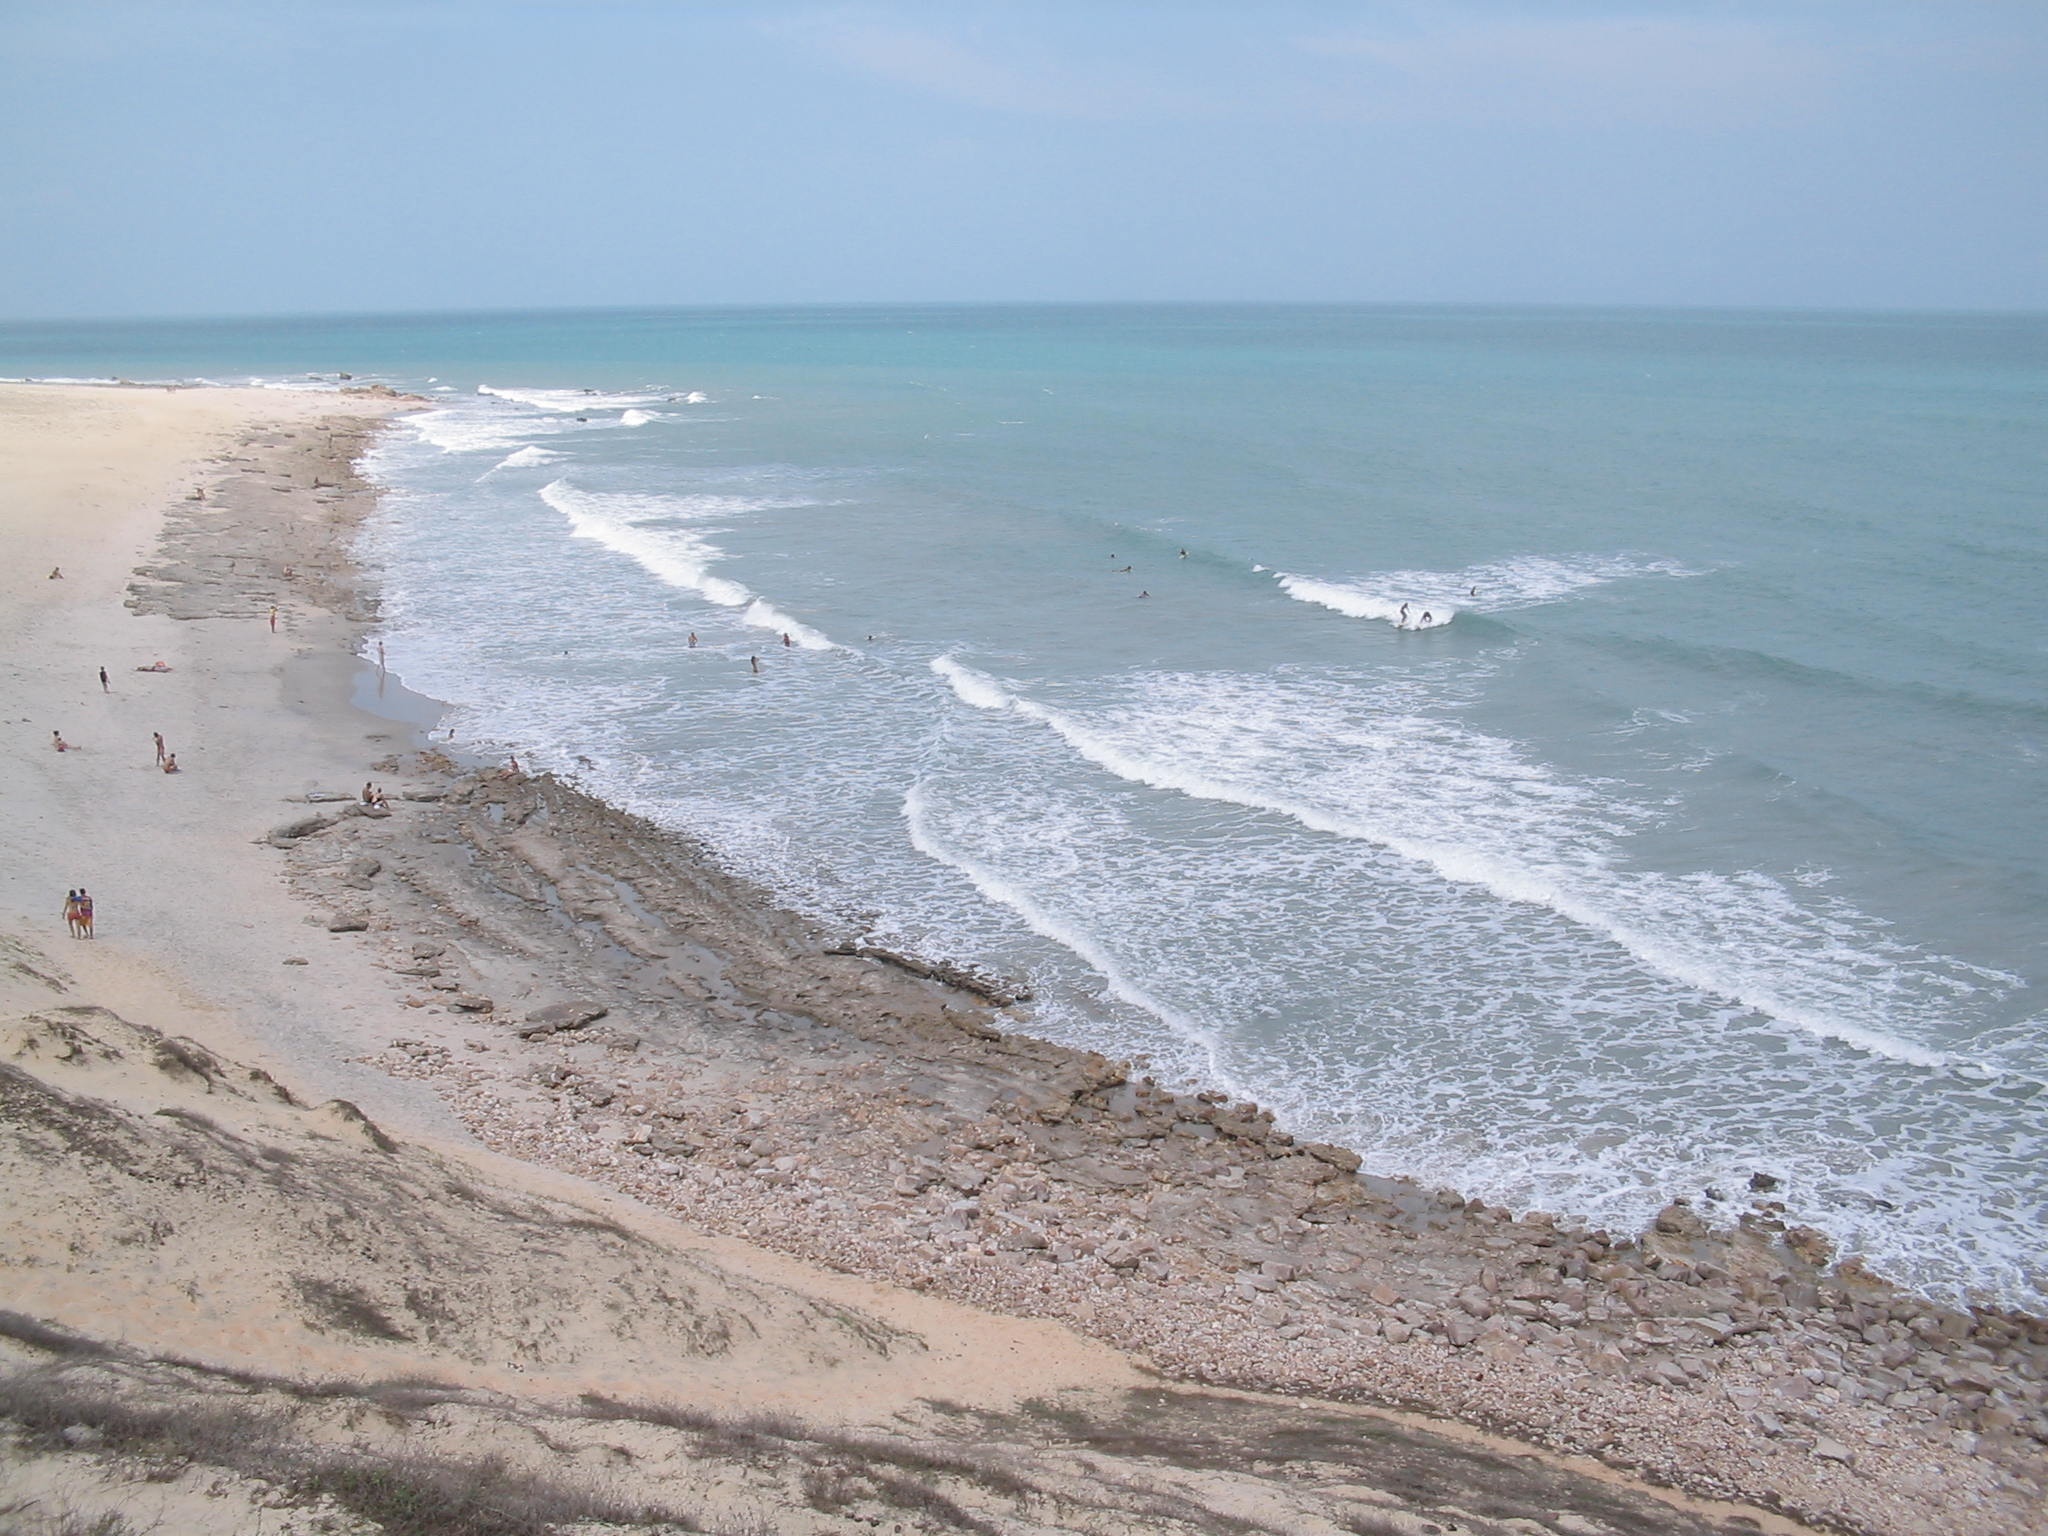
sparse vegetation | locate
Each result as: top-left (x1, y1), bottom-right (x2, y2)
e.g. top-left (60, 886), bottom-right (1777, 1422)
top-left (0, 1368), bottom-right (697, 1536)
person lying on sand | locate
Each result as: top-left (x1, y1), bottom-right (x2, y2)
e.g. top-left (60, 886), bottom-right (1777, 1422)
top-left (51, 730), bottom-right (69, 752)
top-left (161, 754), bottom-right (179, 774)
top-left (48, 567), bottom-right (62, 580)
top-left (136, 661), bottom-right (172, 672)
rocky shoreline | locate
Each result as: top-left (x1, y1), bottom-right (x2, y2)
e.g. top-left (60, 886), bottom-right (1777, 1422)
top-left (136, 404), bottom-right (2048, 1533)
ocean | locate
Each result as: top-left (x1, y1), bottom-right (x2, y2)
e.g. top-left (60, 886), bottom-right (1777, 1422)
top-left (6, 304), bottom-right (2044, 1308)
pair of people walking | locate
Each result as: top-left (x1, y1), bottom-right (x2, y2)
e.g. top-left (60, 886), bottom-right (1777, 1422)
top-left (62, 889), bottom-right (94, 939)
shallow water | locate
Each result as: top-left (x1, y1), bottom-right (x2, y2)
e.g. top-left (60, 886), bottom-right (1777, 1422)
top-left (9, 304), bottom-right (2045, 1306)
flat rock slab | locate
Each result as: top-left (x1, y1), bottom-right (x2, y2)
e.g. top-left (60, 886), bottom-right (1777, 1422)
top-left (519, 1001), bottom-right (609, 1038)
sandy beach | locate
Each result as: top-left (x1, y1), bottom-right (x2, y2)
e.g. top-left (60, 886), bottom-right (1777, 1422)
top-left (1, 381), bottom-right (2042, 1536)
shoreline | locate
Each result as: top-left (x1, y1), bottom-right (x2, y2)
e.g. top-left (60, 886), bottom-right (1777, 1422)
top-left (2, 380), bottom-right (2041, 1535)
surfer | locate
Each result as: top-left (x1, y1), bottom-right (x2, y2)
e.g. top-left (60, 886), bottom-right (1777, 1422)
top-left (1469, 585), bottom-right (1478, 597)
top-left (1399, 603), bottom-right (1410, 626)
top-left (1420, 610), bottom-right (1434, 627)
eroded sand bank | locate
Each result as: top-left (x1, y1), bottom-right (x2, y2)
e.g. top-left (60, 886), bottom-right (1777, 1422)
top-left (0, 382), bottom-right (2039, 1536)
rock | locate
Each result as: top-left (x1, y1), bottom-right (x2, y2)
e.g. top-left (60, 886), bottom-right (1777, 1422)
top-left (1749, 1171), bottom-right (1783, 1193)
top-left (447, 993), bottom-right (495, 1013)
top-left (301, 790), bottom-right (354, 803)
top-left (399, 788), bottom-right (447, 801)
top-left (1303, 1141), bottom-right (1363, 1173)
top-left (1652, 1201), bottom-right (1708, 1237)
top-left (1785, 1226), bottom-right (1835, 1267)
top-left (411, 942), bottom-right (446, 959)
top-left (1261, 1260), bottom-right (1301, 1283)
top-left (264, 813), bottom-right (335, 845)
top-left (1369, 1283), bottom-right (1400, 1307)
top-left (1443, 1315), bottom-right (1482, 1348)
top-left (521, 1000), bottom-right (608, 1036)
top-left (326, 915), bottom-right (369, 933)
top-left (59, 1424), bottom-right (104, 1448)
top-left (1812, 1436), bottom-right (1855, 1465)
top-left (340, 856), bottom-right (383, 886)
top-left (282, 956), bottom-right (308, 966)
top-left (944, 1165), bottom-right (988, 1193)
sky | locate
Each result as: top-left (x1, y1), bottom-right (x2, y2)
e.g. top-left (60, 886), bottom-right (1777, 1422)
top-left (3, 0), bottom-right (2045, 318)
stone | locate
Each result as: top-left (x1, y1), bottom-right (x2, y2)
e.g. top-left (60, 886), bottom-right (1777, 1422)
top-left (264, 813), bottom-right (336, 845)
top-left (1749, 1171), bottom-right (1783, 1193)
top-left (944, 1165), bottom-right (988, 1193)
top-left (1303, 1141), bottom-right (1363, 1173)
top-left (411, 942), bottom-right (446, 959)
top-left (1812, 1437), bottom-right (1855, 1465)
top-left (522, 1000), bottom-right (609, 1034)
top-left (326, 915), bottom-right (369, 933)
top-left (282, 956), bottom-right (308, 966)
top-left (1443, 1315), bottom-right (1481, 1348)
top-left (1652, 1201), bottom-right (1707, 1237)
top-left (447, 993), bottom-right (494, 1013)
top-left (1785, 1226), bottom-right (1835, 1267)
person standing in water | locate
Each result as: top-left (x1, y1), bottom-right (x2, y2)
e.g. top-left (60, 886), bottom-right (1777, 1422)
top-left (750, 655), bottom-right (761, 674)
top-left (781, 632), bottom-right (793, 647)
top-left (687, 632), bottom-right (697, 648)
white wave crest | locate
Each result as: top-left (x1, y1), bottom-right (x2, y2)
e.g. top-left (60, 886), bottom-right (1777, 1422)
top-left (1276, 552), bottom-right (1701, 627)
top-left (411, 409), bottom-right (566, 455)
top-left (902, 782), bottom-right (1227, 1075)
top-left (620, 409), bottom-right (657, 427)
top-left (1277, 576), bottom-right (1454, 628)
top-left (482, 445), bottom-right (562, 475)
top-left (539, 480), bottom-right (835, 647)
top-left (931, 655), bottom-right (1020, 712)
top-left (477, 384), bottom-right (668, 412)
top-left (933, 662), bottom-right (1961, 1070)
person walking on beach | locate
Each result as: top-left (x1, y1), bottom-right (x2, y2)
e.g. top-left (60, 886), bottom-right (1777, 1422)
top-left (76, 890), bottom-right (93, 938)
top-left (269, 605), bottom-right (278, 633)
top-left (62, 891), bottom-right (81, 939)
top-left (98, 667), bottom-right (109, 693)
top-left (376, 641), bottom-right (386, 672)
top-left (153, 732), bottom-right (166, 766)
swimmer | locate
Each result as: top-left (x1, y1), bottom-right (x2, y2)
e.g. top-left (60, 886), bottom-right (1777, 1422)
top-left (1420, 610), bottom-right (1434, 626)
top-left (750, 655), bottom-right (761, 674)
top-left (1179, 549), bottom-right (1188, 559)
top-left (1138, 590), bottom-right (1150, 598)
top-left (687, 632), bottom-right (697, 648)
top-left (782, 632), bottom-right (793, 647)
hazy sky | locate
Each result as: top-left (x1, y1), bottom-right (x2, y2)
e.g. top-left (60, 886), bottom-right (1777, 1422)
top-left (4, 1), bottom-right (2045, 318)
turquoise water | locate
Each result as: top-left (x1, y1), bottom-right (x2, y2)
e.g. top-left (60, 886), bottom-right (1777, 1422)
top-left (8, 305), bottom-right (2045, 1305)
